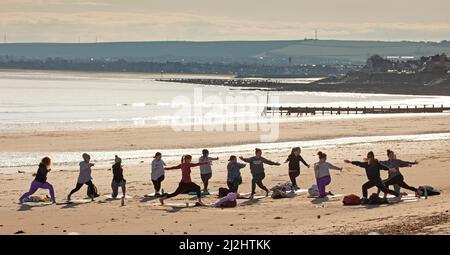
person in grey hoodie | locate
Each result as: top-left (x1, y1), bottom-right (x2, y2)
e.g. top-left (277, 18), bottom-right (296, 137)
top-left (239, 148), bottom-right (280, 199)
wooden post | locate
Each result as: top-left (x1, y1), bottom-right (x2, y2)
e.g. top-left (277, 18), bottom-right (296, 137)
top-left (322, 107), bottom-right (325, 115)
top-left (363, 106), bottom-right (366, 114)
top-left (347, 106), bottom-right (350, 115)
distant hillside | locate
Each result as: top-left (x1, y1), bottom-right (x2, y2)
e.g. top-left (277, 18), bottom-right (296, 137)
top-left (1, 40), bottom-right (450, 65)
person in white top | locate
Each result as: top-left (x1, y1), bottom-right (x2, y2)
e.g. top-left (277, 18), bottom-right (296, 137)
top-left (67, 153), bottom-right (97, 201)
top-left (198, 149), bottom-right (219, 192)
top-left (151, 152), bottom-right (166, 196)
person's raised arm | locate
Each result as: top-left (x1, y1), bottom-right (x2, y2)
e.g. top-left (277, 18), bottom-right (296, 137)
top-left (344, 160), bottom-right (366, 168)
top-left (165, 164), bottom-right (182, 170)
top-left (262, 157), bottom-right (281, 166)
top-left (209, 157), bottom-right (219, 161)
top-left (397, 159), bottom-right (418, 168)
top-left (328, 163), bottom-right (343, 171)
top-left (189, 161), bottom-right (210, 167)
top-left (300, 156), bottom-right (310, 168)
top-left (239, 156), bottom-right (251, 163)
top-left (237, 163), bottom-right (247, 169)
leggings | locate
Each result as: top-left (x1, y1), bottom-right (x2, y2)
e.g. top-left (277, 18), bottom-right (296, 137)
top-left (384, 174), bottom-right (417, 192)
top-left (166, 182), bottom-right (201, 199)
top-left (289, 171), bottom-right (300, 187)
top-left (152, 175), bottom-right (165, 193)
top-left (68, 180), bottom-right (95, 197)
top-left (20, 180), bottom-right (55, 202)
top-left (251, 173), bottom-right (269, 195)
top-left (316, 175), bottom-right (331, 197)
top-left (227, 177), bottom-right (242, 193)
top-left (111, 180), bottom-right (126, 198)
top-left (362, 178), bottom-right (399, 198)
top-left (201, 173), bottom-right (212, 190)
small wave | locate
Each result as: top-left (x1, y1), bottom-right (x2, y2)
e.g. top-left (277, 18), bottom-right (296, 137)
top-left (2, 132), bottom-right (450, 170)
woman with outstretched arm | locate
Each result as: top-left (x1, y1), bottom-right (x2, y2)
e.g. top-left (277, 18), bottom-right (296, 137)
top-left (159, 155), bottom-right (209, 206)
top-left (240, 148), bottom-right (280, 199)
top-left (344, 151), bottom-right (401, 203)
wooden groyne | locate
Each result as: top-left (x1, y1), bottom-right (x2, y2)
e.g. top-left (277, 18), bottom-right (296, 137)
top-left (264, 105), bottom-right (450, 116)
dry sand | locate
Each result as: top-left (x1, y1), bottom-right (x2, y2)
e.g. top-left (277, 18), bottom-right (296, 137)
top-left (0, 115), bottom-right (449, 234)
top-left (2, 115), bottom-right (450, 152)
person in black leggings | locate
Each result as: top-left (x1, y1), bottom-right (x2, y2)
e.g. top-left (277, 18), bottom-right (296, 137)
top-left (67, 153), bottom-right (97, 201)
top-left (345, 151), bottom-right (401, 203)
top-left (284, 147), bottom-right (310, 189)
top-left (378, 150), bottom-right (420, 197)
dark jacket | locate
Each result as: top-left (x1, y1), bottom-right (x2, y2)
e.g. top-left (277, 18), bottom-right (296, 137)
top-left (112, 162), bottom-right (124, 182)
top-left (351, 161), bottom-right (389, 180)
top-left (35, 163), bottom-right (48, 183)
top-left (286, 154), bottom-right (309, 171)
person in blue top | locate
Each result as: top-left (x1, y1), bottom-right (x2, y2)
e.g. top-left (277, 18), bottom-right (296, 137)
top-left (227, 155), bottom-right (246, 193)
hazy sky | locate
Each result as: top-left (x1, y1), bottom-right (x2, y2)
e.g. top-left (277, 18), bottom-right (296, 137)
top-left (1, 0), bottom-right (449, 42)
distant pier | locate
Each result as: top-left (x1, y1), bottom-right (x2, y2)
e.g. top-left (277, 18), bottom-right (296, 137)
top-left (264, 105), bottom-right (450, 116)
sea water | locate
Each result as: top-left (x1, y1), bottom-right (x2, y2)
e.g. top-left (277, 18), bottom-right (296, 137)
top-left (1, 73), bottom-right (449, 132)
top-left (1, 73), bottom-right (450, 170)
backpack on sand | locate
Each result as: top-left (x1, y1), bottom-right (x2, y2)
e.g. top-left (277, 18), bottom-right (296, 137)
top-left (342, 194), bottom-right (361, 206)
top-left (218, 187), bottom-right (231, 198)
top-left (368, 193), bottom-right (387, 205)
top-left (87, 184), bottom-right (100, 198)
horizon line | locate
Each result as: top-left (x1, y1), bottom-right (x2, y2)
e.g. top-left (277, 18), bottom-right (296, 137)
top-left (1, 38), bottom-right (449, 45)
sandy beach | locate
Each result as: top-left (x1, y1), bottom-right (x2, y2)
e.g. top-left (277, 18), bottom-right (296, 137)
top-left (2, 114), bottom-right (450, 152)
top-left (1, 114), bottom-right (449, 235)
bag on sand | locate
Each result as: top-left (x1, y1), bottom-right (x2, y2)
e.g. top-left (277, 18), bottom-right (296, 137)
top-left (218, 187), bottom-right (231, 198)
top-left (271, 185), bottom-right (296, 199)
top-left (214, 192), bottom-right (237, 208)
top-left (418, 185), bottom-right (440, 196)
top-left (342, 194), bottom-right (361, 206)
top-left (368, 193), bottom-right (387, 205)
top-left (87, 183), bottom-right (100, 198)
top-left (308, 184), bottom-right (320, 197)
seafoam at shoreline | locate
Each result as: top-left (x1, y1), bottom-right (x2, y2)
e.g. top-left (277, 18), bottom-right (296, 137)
top-left (2, 132), bottom-right (450, 172)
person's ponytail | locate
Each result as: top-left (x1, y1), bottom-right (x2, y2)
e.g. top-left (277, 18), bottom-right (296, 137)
top-left (317, 151), bottom-right (326, 159)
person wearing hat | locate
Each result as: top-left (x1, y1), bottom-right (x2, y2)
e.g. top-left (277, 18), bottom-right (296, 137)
top-left (151, 152), bottom-right (166, 197)
top-left (67, 153), bottom-right (97, 201)
top-left (111, 155), bottom-right (126, 199)
top-left (227, 155), bottom-right (246, 193)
